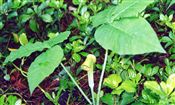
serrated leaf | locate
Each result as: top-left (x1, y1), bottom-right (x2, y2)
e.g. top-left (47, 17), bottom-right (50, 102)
top-left (28, 45), bottom-right (63, 93)
top-left (4, 42), bottom-right (51, 64)
top-left (92, 0), bottom-right (154, 27)
top-left (95, 17), bottom-right (165, 55)
top-left (103, 74), bottom-right (122, 89)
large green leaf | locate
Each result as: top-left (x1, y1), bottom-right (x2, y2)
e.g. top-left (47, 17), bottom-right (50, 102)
top-left (4, 31), bottom-right (70, 64)
top-left (95, 17), bottom-right (165, 55)
top-left (92, 0), bottom-right (154, 27)
top-left (28, 45), bottom-right (63, 93)
top-left (4, 42), bottom-right (51, 64)
top-left (91, 6), bottom-right (114, 27)
top-left (44, 31), bottom-right (70, 47)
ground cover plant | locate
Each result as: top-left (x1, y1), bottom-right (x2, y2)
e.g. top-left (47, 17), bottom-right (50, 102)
top-left (0, 0), bottom-right (175, 105)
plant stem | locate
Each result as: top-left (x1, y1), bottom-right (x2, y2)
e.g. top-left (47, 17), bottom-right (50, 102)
top-left (60, 63), bottom-right (92, 105)
top-left (96, 50), bottom-right (108, 105)
top-left (88, 71), bottom-right (95, 105)
top-left (90, 87), bottom-right (95, 105)
top-left (12, 63), bottom-right (27, 77)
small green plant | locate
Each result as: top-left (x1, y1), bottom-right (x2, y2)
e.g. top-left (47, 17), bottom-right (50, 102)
top-left (144, 73), bottom-right (175, 104)
top-left (161, 32), bottom-right (175, 58)
top-left (4, 31), bottom-right (70, 93)
top-left (91, 0), bottom-right (165, 104)
top-left (4, 31), bottom-right (92, 104)
top-left (159, 14), bottom-right (175, 33)
top-left (104, 73), bottom-right (141, 95)
top-left (0, 95), bottom-right (24, 105)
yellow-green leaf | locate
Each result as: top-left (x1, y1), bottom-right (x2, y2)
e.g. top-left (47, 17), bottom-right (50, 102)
top-left (104, 74), bottom-right (122, 89)
top-left (166, 74), bottom-right (175, 95)
top-left (19, 33), bottom-right (28, 46)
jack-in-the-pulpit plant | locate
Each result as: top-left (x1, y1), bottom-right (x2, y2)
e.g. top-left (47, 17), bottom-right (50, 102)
top-left (91, 0), bottom-right (166, 104)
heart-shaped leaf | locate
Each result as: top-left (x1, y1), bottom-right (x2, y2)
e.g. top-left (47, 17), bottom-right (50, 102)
top-left (95, 17), bottom-right (165, 55)
top-left (4, 42), bottom-right (51, 64)
top-left (92, 0), bottom-right (154, 27)
top-left (28, 45), bottom-right (63, 93)
top-left (4, 31), bottom-right (70, 64)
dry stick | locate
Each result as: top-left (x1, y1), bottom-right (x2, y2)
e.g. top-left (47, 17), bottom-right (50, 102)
top-left (96, 50), bottom-right (108, 105)
top-left (60, 63), bottom-right (92, 105)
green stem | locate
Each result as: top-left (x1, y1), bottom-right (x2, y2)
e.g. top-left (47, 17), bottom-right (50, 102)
top-left (88, 71), bottom-right (95, 105)
top-left (90, 87), bottom-right (95, 105)
top-left (66, 93), bottom-right (71, 105)
top-left (60, 63), bottom-right (92, 105)
top-left (96, 50), bottom-right (108, 105)
top-left (4, 92), bottom-right (27, 103)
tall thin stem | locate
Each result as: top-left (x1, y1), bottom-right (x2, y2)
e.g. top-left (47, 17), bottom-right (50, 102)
top-left (60, 63), bottom-right (92, 105)
top-left (88, 71), bottom-right (95, 105)
top-left (90, 87), bottom-right (95, 105)
top-left (96, 50), bottom-right (108, 105)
